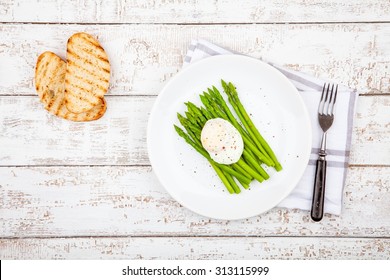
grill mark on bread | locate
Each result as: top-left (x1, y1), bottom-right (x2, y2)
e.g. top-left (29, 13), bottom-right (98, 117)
top-left (36, 54), bottom-right (44, 65)
top-left (65, 32), bottom-right (110, 114)
top-left (35, 51), bottom-right (107, 121)
top-left (40, 61), bottom-right (50, 80)
top-left (66, 69), bottom-right (107, 95)
top-left (35, 62), bottom-right (44, 86)
top-left (35, 52), bottom-right (49, 82)
top-left (54, 102), bottom-right (62, 116)
top-left (102, 68), bottom-right (110, 74)
top-left (67, 59), bottom-right (97, 77)
top-left (36, 62), bottom-right (49, 89)
top-left (66, 64), bottom-right (108, 90)
top-left (67, 49), bottom-right (110, 76)
top-left (78, 35), bottom-right (110, 61)
top-left (66, 82), bottom-right (101, 105)
top-left (78, 47), bottom-right (110, 67)
top-left (46, 97), bottom-right (55, 110)
top-left (65, 85), bottom-right (86, 99)
top-left (67, 58), bottom-right (109, 85)
top-left (49, 67), bottom-right (62, 87)
top-left (69, 38), bottom-right (109, 62)
top-left (75, 43), bottom-right (110, 65)
top-left (80, 34), bottom-right (102, 48)
top-left (85, 49), bottom-right (110, 64)
top-left (68, 72), bottom-right (109, 93)
top-left (64, 87), bottom-right (81, 99)
top-left (41, 91), bottom-right (49, 103)
top-left (36, 53), bottom-right (65, 95)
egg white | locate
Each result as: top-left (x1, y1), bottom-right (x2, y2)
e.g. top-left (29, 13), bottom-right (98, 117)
top-left (200, 118), bottom-right (244, 164)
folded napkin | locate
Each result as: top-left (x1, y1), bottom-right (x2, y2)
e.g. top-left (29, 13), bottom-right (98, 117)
top-left (183, 40), bottom-right (359, 215)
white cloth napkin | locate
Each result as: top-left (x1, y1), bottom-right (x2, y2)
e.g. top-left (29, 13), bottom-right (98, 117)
top-left (183, 39), bottom-right (359, 215)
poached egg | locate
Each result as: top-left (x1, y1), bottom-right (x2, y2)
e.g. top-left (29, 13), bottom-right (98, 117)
top-left (200, 118), bottom-right (244, 164)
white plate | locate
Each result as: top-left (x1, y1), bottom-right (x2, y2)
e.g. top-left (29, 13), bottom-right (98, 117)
top-left (147, 55), bottom-right (312, 220)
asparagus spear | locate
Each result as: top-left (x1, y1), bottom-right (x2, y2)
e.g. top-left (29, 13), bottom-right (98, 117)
top-left (175, 80), bottom-right (282, 194)
top-left (232, 163), bottom-right (252, 180)
top-left (181, 98), bottom-right (269, 183)
top-left (174, 125), bottom-right (251, 187)
top-left (237, 159), bottom-right (265, 183)
top-left (201, 89), bottom-right (273, 166)
top-left (242, 150), bottom-right (269, 180)
top-left (174, 125), bottom-right (236, 193)
top-left (222, 80), bottom-right (282, 171)
top-left (225, 173), bottom-right (241, 194)
top-left (176, 119), bottom-right (252, 184)
top-left (218, 164), bottom-right (251, 185)
top-left (236, 178), bottom-right (250, 190)
top-left (210, 164), bottom-right (235, 194)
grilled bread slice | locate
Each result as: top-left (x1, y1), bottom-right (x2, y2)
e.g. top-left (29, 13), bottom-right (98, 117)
top-left (35, 51), bottom-right (107, 122)
top-left (65, 32), bottom-right (110, 113)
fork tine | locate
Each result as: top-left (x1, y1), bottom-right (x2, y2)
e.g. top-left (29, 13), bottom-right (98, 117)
top-left (318, 83), bottom-right (326, 114)
top-left (327, 84), bottom-right (335, 115)
top-left (320, 83), bottom-right (326, 102)
top-left (330, 84), bottom-right (338, 115)
top-left (324, 83), bottom-right (330, 103)
top-left (322, 83), bottom-right (331, 115)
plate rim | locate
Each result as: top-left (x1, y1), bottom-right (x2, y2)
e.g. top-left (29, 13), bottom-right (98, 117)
top-left (147, 54), bottom-right (312, 220)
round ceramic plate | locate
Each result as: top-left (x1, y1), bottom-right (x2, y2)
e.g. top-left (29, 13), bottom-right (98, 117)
top-left (147, 55), bottom-right (312, 220)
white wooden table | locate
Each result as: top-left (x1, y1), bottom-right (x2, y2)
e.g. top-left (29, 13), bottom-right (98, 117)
top-left (0, 0), bottom-right (389, 259)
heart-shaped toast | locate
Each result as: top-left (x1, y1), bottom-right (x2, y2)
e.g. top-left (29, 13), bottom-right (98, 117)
top-left (35, 51), bottom-right (107, 121)
top-left (65, 32), bottom-right (110, 113)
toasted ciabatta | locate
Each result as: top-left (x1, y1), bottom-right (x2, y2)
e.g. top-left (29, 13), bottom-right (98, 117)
top-left (65, 32), bottom-right (110, 113)
top-left (35, 51), bottom-right (106, 122)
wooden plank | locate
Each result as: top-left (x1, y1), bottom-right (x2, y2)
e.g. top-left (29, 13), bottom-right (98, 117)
top-left (0, 237), bottom-right (389, 259)
top-left (0, 24), bottom-right (389, 96)
top-left (0, 96), bottom-right (151, 165)
top-left (0, 166), bottom-right (388, 237)
top-left (0, 95), bottom-right (388, 166)
top-left (350, 96), bottom-right (390, 165)
top-left (1, 0), bottom-right (390, 24)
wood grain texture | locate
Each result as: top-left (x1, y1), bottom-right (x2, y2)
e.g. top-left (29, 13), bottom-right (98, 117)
top-left (0, 95), bottom-right (388, 166)
top-left (0, 24), bottom-right (389, 96)
top-left (1, 0), bottom-right (390, 24)
top-left (1, 1), bottom-right (390, 260)
top-left (0, 166), bottom-right (388, 237)
top-left (0, 237), bottom-right (389, 259)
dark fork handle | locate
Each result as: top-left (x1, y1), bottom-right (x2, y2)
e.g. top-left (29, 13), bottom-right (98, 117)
top-left (311, 158), bottom-right (327, 221)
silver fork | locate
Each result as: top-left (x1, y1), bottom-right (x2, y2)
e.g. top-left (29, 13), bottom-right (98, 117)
top-left (311, 83), bottom-right (338, 222)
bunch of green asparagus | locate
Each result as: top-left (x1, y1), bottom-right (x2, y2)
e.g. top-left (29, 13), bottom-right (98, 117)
top-left (174, 80), bottom-right (282, 194)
